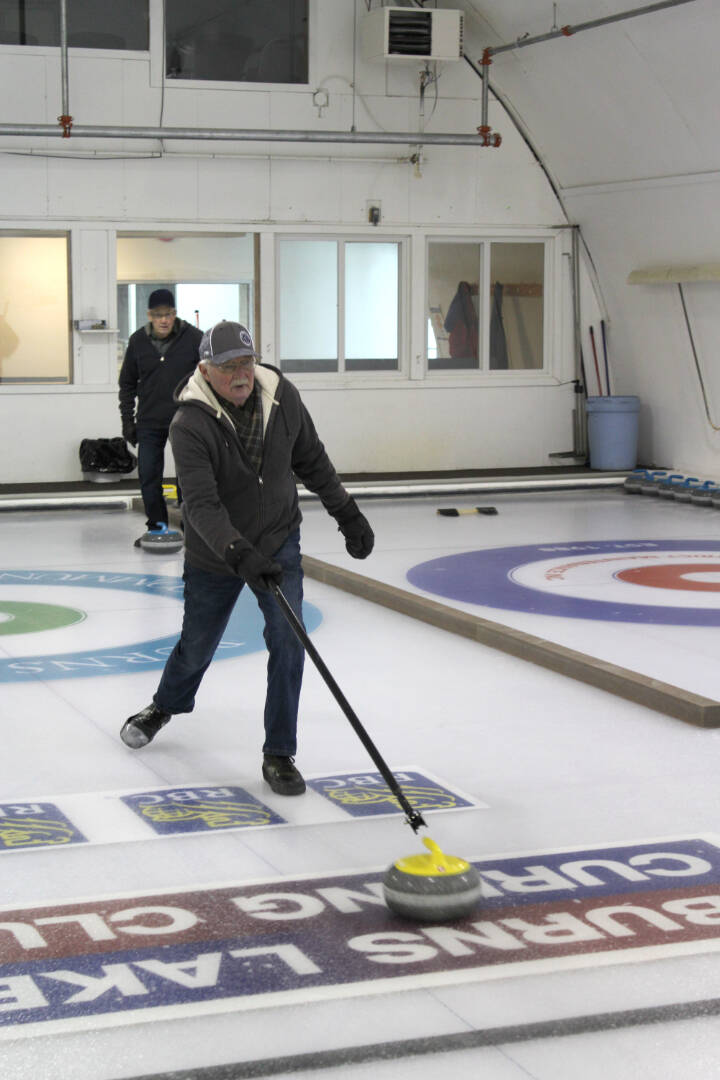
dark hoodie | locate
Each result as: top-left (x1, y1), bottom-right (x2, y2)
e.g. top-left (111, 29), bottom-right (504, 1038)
top-left (118, 319), bottom-right (203, 428)
top-left (169, 363), bottom-right (351, 575)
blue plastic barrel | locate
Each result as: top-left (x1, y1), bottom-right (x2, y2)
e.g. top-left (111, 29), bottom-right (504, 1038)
top-left (585, 395), bottom-right (640, 470)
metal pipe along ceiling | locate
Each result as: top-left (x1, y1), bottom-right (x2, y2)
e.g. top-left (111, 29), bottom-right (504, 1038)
top-left (0, 124), bottom-right (493, 146)
top-left (483, 0), bottom-right (700, 58)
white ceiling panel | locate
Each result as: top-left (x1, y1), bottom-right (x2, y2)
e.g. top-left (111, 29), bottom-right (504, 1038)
top-left (456, 0), bottom-right (719, 188)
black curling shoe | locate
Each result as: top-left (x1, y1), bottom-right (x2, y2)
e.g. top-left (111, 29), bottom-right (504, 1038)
top-left (262, 755), bottom-right (306, 796)
top-left (120, 703), bottom-right (171, 749)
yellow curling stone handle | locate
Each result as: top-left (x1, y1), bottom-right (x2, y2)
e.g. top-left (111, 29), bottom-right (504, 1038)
top-left (393, 836), bottom-right (472, 877)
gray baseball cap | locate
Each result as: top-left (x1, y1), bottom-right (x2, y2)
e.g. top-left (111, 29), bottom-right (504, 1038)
top-left (199, 321), bottom-right (260, 365)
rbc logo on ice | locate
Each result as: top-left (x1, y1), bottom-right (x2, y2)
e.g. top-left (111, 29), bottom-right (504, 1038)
top-left (0, 802), bottom-right (86, 850)
top-left (121, 786), bottom-right (285, 835)
top-left (308, 770), bottom-right (475, 817)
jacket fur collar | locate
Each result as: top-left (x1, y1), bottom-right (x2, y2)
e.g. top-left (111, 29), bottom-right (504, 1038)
top-left (178, 364), bottom-right (280, 436)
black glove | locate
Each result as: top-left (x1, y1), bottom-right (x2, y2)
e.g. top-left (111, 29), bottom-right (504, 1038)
top-left (334, 499), bottom-right (374, 559)
top-left (122, 420), bottom-right (138, 447)
top-left (225, 540), bottom-right (283, 592)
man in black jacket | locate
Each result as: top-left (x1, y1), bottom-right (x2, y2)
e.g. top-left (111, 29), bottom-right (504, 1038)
top-left (120, 321), bottom-right (374, 796)
top-left (118, 289), bottom-right (202, 544)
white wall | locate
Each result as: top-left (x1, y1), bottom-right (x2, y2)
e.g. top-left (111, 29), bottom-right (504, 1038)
top-left (0, 0), bottom-right (581, 484)
top-left (564, 177), bottom-right (720, 477)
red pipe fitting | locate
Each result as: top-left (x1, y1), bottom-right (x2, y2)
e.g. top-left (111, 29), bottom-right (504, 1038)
top-left (58, 114), bottom-right (73, 138)
top-left (477, 125), bottom-right (502, 148)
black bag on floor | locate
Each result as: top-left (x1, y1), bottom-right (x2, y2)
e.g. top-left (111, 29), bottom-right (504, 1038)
top-left (79, 437), bottom-right (137, 474)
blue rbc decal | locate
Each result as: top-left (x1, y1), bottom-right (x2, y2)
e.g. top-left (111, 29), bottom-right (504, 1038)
top-left (0, 802), bottom-right (87, 850)
top-left (307, 770), bottom-right (475, 817)
top-left (121, 786), bottom-right (286, 835)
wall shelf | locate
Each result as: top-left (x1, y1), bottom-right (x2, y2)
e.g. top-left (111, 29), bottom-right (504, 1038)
top-left (628, 264), bottom-right (720, 284)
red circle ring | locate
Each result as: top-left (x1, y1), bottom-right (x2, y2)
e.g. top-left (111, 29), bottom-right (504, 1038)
top-left (616, 563), bottom-right (720, 592)
top-left (406, 541), bottom-right (720, 625)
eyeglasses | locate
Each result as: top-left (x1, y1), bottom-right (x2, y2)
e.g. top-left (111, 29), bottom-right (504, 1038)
top-left (216, 358), bottom-right (256, 375)
top-left (149, 309), bottom-right (176, 319)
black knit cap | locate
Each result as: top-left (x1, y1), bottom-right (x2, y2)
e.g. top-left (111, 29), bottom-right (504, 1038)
top-left (148, 288), bottom-right (175, 310)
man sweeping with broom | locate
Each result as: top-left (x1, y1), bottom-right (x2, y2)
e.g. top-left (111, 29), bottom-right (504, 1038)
top-left (119, 320), bottom-right (374, 796)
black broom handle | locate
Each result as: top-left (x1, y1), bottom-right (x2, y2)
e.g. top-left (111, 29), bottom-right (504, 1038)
top-left (271, 582), bottom-right (427, 833)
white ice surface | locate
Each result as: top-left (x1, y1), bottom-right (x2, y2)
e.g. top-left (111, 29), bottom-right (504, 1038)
top-left (1, 500), bottom-right (719, 1080)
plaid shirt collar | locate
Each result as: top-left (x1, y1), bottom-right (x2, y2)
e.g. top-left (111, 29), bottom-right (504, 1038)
top-left (222, 385), bottom-right (264, 474)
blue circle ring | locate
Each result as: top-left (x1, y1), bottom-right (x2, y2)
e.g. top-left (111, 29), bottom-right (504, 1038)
top-left (406, 540), bottom-right (720, 626)
top-left (0, 570), bottom-right (321, 682)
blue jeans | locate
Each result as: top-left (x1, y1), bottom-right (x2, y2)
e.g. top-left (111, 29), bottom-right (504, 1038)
top-left (154, 529), bottom-right (305, 757)
top-left (137, 426), bottom-right (176, 528)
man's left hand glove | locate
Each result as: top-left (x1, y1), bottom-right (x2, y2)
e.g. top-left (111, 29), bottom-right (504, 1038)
top-left (122, 420), bottom-right (138, 447)
top-left (334, 499), bottom-right (374, 559)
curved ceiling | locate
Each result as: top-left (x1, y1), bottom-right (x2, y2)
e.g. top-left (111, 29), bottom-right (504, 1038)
top-left (457, 0), bottom-right (717, 193)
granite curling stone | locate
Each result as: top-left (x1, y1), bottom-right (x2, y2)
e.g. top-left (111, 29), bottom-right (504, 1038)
top-left (383, 836), bottom-right (482, 921)
top-left (138, 523), bottom-right (184, 554)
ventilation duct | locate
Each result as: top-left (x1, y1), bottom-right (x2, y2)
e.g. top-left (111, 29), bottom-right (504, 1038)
top-left (361, 7), bottom-right (464, 62)
top-left (389, 10), bottom-right (432, 55)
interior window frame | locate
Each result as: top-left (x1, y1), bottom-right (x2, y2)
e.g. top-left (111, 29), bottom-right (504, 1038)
top-left (0, 229), bottom-right (72, 386)
top-left (275, 234), bottom-right (405, 379)
top-left (425, 233), bottom-right (554, 380)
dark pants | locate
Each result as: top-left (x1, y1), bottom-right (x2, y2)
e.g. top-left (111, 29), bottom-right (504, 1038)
top-left (154, 529), bottom-right (305, 757)
top-left (137, 425), bottom-right (180, 528)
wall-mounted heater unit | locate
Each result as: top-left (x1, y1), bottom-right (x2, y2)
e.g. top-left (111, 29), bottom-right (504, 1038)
top-left (361, 7), bottom-right (464, 63)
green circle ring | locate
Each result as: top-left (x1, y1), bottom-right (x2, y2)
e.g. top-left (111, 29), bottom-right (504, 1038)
top-left (0, 601), bottom-right (86, 636)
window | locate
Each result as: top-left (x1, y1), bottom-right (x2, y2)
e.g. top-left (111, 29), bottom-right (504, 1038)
top-left (278, 238), bottom-right (400, 374)
top-left (116, 235), bottom-right (255, 363)
top-left (428, 241), bottom-right (481, 370)
top-left (345, 242), bottom-right (399, 372)
top-left (166, 0), bottom-right (308, 83)
top-left (0, 234), bottom-right (70, 384)
top-left (0, 0), bottom-right (148, 49)
top-left (490, 243), bottom-right (544, 371)
top-left (427, 239), bottom-right (545, 372)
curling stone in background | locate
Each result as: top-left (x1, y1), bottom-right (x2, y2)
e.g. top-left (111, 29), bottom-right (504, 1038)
top-left (623, 469), bottom-right (648, 494)
top-left (383, 837), bottom-right (482, 922)
top-left (690, 481), bottom-right (718, 507)
top-left (639, 470), bottom-right (669, 495)
top-left (136, 522), bottom-right (184, 554)
top-left (657, 473), bottom-right (685, 499)
top-left (674, 477), bottom-right (700, 503)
